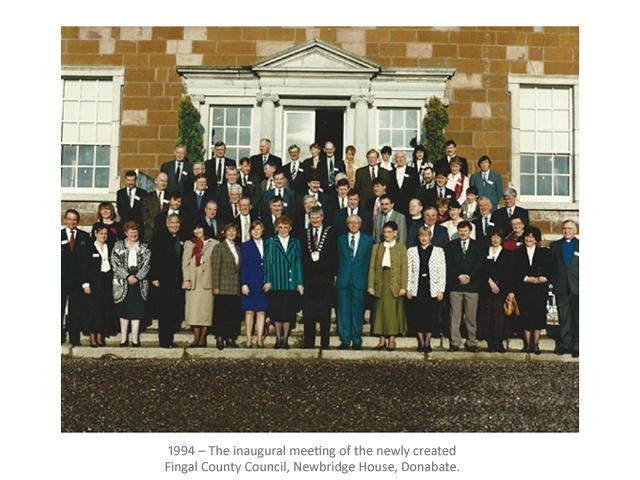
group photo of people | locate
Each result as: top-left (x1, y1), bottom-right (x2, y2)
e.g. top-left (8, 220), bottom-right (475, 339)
top-left (61, 138), bottom-right (579, 357)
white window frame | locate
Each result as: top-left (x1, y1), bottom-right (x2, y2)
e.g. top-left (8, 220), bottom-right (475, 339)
top-left (375, 107), bottom-right (422, 159)
top-left (208, 104), bottom-right (254, 162)
top-left (61, 66), bottom-right (124, 202)
top-left (508, 74), bottom-right (579, 210)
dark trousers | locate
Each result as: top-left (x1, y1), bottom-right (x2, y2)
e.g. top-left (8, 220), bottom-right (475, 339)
top-left (557, 293), bottom-right (579, 352)
top-left (303, 288), bottom-right (332, 348)
top-left (61, 284), bottom-right (83, 345)
top-left (156, 285), bottom-right (184, 347)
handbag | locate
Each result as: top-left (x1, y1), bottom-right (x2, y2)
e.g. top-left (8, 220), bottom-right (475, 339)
top-left (503, 296), bottom-right (520, 317)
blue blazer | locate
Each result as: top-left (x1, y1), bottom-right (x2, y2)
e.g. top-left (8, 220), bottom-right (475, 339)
top-left (261, 188), bottom-right (295, 219)
top-left (240, 239), bottom-right (265, 291)
top-left (335, 233), bottom-right (373, 290)
top-left (469, 170), bottom-right (503, 210)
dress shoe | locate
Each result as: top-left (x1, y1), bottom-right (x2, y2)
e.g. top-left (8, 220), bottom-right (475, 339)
top-left (338, 344), bottom-right (350, 350)
top-left (120, 340), bottom-right (129, 347)
top-left (226, 339), bottom-right (238, 348)
top-left (282, 340), bottom-right (290, 350)
top-left (131, 342), bottom-right (141, 348)
top-left (216, 338), bottom-right (225, 350)
top-left (425, 345), bottom-right (433, 353)
top-left (449, 345), bottom-right (460, 352)
top-left (521, 344), bottom-right (530, 353)
top-left (464, 343), bottom-right (479, 353)
top-left (321, 344), bottom-right (330, 350)
top-left (416, 345), bottom-right (424, 353)
top-left (352, 344), bottom-right (362, 351)
top-left (274, 339), bottom-right (282, 349)
top-left (495, 342), bottom-right (506, 353)
top-left (386, 345), bottom-right (396, 351)
top-left (373, 344), bottom-right (386, 351)
top-left (554, 346), bottom-right (567, 355)
top-left (571, 351), bottom-right (579, 358)
top-left (533, 345), bottom-right (541, 355)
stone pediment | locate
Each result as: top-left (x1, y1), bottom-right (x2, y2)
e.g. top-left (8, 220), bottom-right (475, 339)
top-left (252, 38), bottom-right (380, 74)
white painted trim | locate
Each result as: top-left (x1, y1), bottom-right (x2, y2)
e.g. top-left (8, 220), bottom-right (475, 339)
top-left (519, 201), bottom-right (580, 211)
top-left (61, 66), bottom-right (124, 201)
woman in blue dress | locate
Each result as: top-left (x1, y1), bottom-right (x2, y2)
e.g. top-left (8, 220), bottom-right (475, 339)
top-left (240, 220), bottom-right (269, 347)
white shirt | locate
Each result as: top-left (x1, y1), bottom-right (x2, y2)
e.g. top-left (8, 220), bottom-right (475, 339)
top-left (382, 240), bottom-right (396, 267)
top-left (337, 195), bottom-right (348, 209)
top-left (65, 227), bottom-right (76, 240)
top-left (349, 231), bottom-right (360, 257)
top-left (489, 245), bottom-right (503, 261)
top-left (526, 245), bottom-right (536, 266)
top-left (240, 214), bottom-right (251, 242)
top-left (312, 225), bottom-right (323, 244)
top-left (155, 189), bottom-right (165, 205)
top-left (460, 239), bottom-right (469, 253)
top-left (348, 207), bottom-right (359, 217)
top-left (226, 239), bottom-right (239, 265)
top-left (127, 187), bottom-right (137, 208)
top-left (380, 160), bottom-right (393, 171)
top-left (95, 241), bottom-right (111, 272)
top-left (369, 165), bottom-right (379, 178)
top-left (446, 172), bottom-right (469, 200)
top-left (395, 165), bottom-right (406, 188)
top-left (254, 238), bottom-right (264, 258)
top-left (507, 207), bottom-right (515, 217)
top-left (465, 201), bottom-right (477, 219)
top-left (126, 241), bottom-right (140, 268)
top-left (168, 208), bottom-right (179, 216)
top-left (278, 235), bottom-right (290, 251)
top-left (442, 219), bottom-right (476, 240)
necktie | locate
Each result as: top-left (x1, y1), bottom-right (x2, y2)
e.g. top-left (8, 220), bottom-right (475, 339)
top-left (482, 172), bottom-right (487, 186)
top-left (370, 166), bottom-right (375, 181)
top-left (438, 188), bottom-right (443, 199)
top-left (292, 162), bottom-right (297, 180)
top-left (196, 192), bottom-right (203, 210)
top-left (69, 229), bottom-right (76, 252)
top-left (314, 228), bottom-right (319, 249)
top-left (349, 235), bottom-right (355, 258)
top-left (340, 197), bottom-right (345, 209)
top-left (508, 208), bottom-right (513, 218)
top-left (217, 159), bottom-right (224, 184)
top-left (277, 188), bottom-right (281, 198)
top-left (263, 155), bottom-right (268, 166)
top-left (175, 162), bottom-right (182, 183)
top-left (243, 216), bottom-right (250, 242)
top-left (462, 240), bottom-right (467, 255)
top-left (157, 191), bottom-right (163, 210)
top-left (233, 204), bottom-right (238, 217)
top-left (483, 217), bottom-right (488, 235)
top-left (268, 179), bottom-right (273, 190)
top-left (328, 158), bottom-right (334, 186)
top-left (128, 188), bottom-right (134, 207)
top-left (241, 174), bottom-right (246, 187)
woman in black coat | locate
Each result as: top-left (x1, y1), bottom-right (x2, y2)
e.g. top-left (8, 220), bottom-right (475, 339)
top-left (92, 201), bottom-right (124, 249)
top-left (513, 225), bottom-right (552, 354)
top-left (82, 224), bottom-right (116, 347)
top-left (477, 229), bottom-right (514, 352)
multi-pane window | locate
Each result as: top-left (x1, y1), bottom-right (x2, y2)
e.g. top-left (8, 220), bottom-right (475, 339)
top-left (519, 86), bottom-right (573, 199)
top-left (210, 106), bottom-right (252, 161)
top-left (61, 78), bottom-right (113, 189)
top-left (378, 108), bottom-right (420, 156)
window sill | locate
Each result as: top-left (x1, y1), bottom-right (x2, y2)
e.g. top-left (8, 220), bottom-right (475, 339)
top-left (519, 201), bottom-right (579, 211)
top-left (61, 190), bottom-right (117, 202)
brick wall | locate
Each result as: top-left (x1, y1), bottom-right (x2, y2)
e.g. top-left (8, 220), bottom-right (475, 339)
top-left (61, 26), bottom-right (579, 233)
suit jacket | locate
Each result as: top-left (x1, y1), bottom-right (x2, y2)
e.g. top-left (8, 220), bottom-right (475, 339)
top-left (368, 242), bottom-right (408, 297)
top-left (240, 239), bottom-right (265, 292)
top-left (110, 239), bottom-right (151, 303)
top-left (405, 217), bottom-right (424, 248)
top-left (215, 182), bottom-right (242, 210)
top-left (473, 215), bottom-right (496, 246)
top-left (263, 235), bottom-right (303, 290)
top-left (61, 228), bottom-right (91, 288)
top-left (407, 245), bottom-right (447, 297)
top-left (218, 202), bottom-right (242, 227)
top-left (332, 207), bottom-right (373, 236)
top-left (491, 206), bottom-right (530, 234)
top-left (141, 190), bottom-right (168, 243)
top-left (444, 238), bottom-right (484, 293)
top-left (480, 246), bottom-right (514, 295)
top-left (435, 155), bottom-right (469, 176)
top-left (421, 186), bottom-right (456, 209)
top-left (283, 161), bottom-right (310, 195)
top-left (300, 225), bottom-right (338, 287)
top-left (160, 159), bottom-right (194, 195)
top-left (550, 238), bottom-right (579, 295)
top-left (153, 211), bottom-right (191, 242)
top-left (116, 187), bottom-right (147, 227)
top-left (513, 246), bottom-right (553, 295)
top-left (469, 170), bottom-right (503, 210)
top-left (181, 238), bottom-right (217, 291)
top-left (353, 165), bottom-right (391, 202)
top-left (389, 166), bottom-right (420, 216)
top-left (461, 199), bottom-right (479, 220)
top-left (250, 153), bottom-right (282, 180)
top-left (261, 187), bottom-right (295, 219)
top-left (182, 190), bottom-right (215, 225)
top-left (372, 210), bottom-right (408, 245)
top-left (409, 223), bottom-right (449, 249)
top-left (82, 242), bottom-right (112, 288)
top-left (149, 228), bottom-right (184, 287)
top-left (204, 157), bottom-right (235, 198)
top-left (293, 190), bottom-right (329, 219)
top-left (238, 172), bottom-right (261, 215)
top-left (200, 215), bottom-right (221, 240)
top-left (232, 213), bottom-right (257, 244)
top-left (211, 240), bottom-right (241, 295)
top-left (335, 232), bottom-right (373, 291)
top-left (302, 156), bottom-right (346, 192)
top-left (262, 214), bottom-right (278, 239)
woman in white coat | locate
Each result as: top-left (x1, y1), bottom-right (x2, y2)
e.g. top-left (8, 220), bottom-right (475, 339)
top-left (406, 226), bottom-right (446, 352)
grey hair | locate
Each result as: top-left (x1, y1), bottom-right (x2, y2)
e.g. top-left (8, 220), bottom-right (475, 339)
top-left (260, 138), bottom-right (272, 145)
top-left (303, 194), bottom-right (318, 205)
top-left (166, 213), bottom-right (182, 225)
top-left (308, 206), bottom-right (324, 217)
top-left (346, 214), bottom-right (362, 224)
top-left (205, 200), bottom-right (218, 208)
top-left (229, 184), bottom-right (243, 194)
top-left (503, 187), bottom-right (518, 197)
top-left (477, 196), bottom-right (493, 208)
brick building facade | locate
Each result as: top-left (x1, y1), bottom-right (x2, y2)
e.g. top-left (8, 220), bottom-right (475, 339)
top-left (60, 26), bottom-right (579, 236)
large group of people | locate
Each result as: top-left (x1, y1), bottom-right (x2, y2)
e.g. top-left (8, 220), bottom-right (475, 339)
top-left (61, 138), bottom-right (579, 357)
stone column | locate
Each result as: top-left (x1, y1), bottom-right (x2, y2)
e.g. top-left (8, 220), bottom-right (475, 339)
top-left (256, 93), bottom-right (279, 147)
top-left (350, 94), bottom-right (374, 166)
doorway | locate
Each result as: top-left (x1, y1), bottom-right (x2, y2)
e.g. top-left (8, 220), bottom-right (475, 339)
top-left (315, 108), bottom-right (344, 156)
top-left (283, 107), bottom-right (345, 159)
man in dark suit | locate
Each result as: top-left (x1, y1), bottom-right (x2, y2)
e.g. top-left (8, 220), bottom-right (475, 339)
top-left (325, 178), bottom-right (350, 223)
top-left (421, 170), bottom-right (456, 209)
top-left (445, 221), bottom-right (483, 352)
top-left (204, 141), bottom-right (235, 200)
top-left (406, 199), bottom-right (425, 248)
top-left (320, 141), bottom-right (346, 191)
top-left (216, 165), bottom-right (242, 212)
top-left (149, 214), bottom-right (185, 348)
top-left (473, 196), bottom-right (496, 246)
top-left (181, 174), bottom-right (214, 228)
top-left (333, 189), bottom-right (373, 236)
top-left (294, 172), bottom-right (328, 219)
top-left (250, 138), bottom-right (282, 180)
top-left (218, 184), bottom-right (244, 226)
top-left (335, 214), bottom-right (374, 349)
top-left (389, 150), bottom-right (420, 217)
top-left (283, 144), bottom-right (308, 195)
top-left (153, 191), bottom-right (191, 241)
top-left (262, 196), bottom-right (284, 239)
top-left (261, 170), bottom-right (295, 219)
top-left (116, 170), bottom-right (147, 228)
top-left (232, 196), bottom-right (257, 244)
top-left (416, 206), bottom-right (449, 248)
top-left (141, 172), bottom-right (169, 243)
top-left (61, 209), bottom-right (91, 345)
top-left (160, 144), bottom-right (193, 195)
top-left (354, 148), bottom-right (391, 202)
top-left (182, 161), bottom-right (206, 194)
top-left (435, 139), bottom-right (469, 176)
top-left (238, 157), bottom-right (261, 215)
top-left (491, 187), bottom-right (530, 234)
top-left (300, 206), bottom-right (338, 349)
top-left (551, 220), bottom-right (579, 357)
top-left (293, 194), bottom-right (319, 241)
top-left (201, 199), bottom-right (221, 240)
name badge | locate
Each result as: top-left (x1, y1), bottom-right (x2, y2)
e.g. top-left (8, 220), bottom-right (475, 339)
top-left (93, 253), bottom-right (100, 258)
top-left (317, 202), bottom-right (323, 207)
top-left (311, 251), bottom-right (320, 262)
top-left (404, 174), bottom-right (410, 178)
top-left (318, 188), bottom-right (324, 192)
top-left (488, 222), bottom-right (495, 226)
top-left (246, 181), bottom-right (253, 185)
top-left (283, 202), bottom-right (288, 207)
top-left (182, 171), bottom-right (188, 176)
top-left (421, 273), bottom-right (428, 277)
top-left (487, 180), bottom-right (493, 185)
top-left (162, 199), bottom-right (169, 204)
top-left (574, 251), bottom-right (579, 256)
top-left (333, 168), bottom-right (339, 172)
top-left (61, 240), bottom-right (68, 245)
top-left (298, 168), bottom-right (304, 172)
top-left (134, 195), bottom-right (141, 201)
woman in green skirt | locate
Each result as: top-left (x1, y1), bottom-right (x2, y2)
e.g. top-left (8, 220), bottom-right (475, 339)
top-left (368, 221), bottom-right (408, 351)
